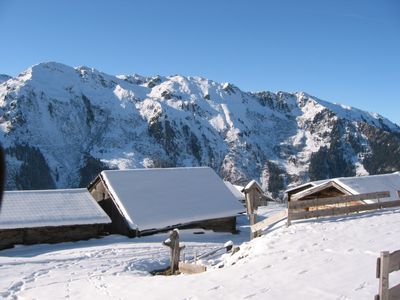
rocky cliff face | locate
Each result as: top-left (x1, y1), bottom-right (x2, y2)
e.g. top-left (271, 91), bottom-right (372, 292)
top-left (1, 62), bottom-right (399, 198)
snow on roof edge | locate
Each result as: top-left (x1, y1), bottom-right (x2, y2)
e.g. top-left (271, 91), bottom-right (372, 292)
top-left (5, 188), bottom-right (90, 194)
top-left (100, 166), bottom-right (212, 176)
top-left (331, 178), bottom-right (358, 195)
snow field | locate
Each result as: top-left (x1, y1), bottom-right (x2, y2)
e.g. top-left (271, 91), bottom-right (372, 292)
top-left (0, 205), bottom-right (399, 299)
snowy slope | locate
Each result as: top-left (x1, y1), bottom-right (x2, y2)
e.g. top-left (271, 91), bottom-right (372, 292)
top-left (1, 62), bottom-right (399, 197)
top-left (0, 205), bottom-right (399, 299)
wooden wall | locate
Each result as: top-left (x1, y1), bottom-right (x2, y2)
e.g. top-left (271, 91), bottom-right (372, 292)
top-left (0, 224), bottom-right (105, 250)
top-left (139, 216), bottom-right (238, 236)
top-left (89, 179), bottom-right (137, 237)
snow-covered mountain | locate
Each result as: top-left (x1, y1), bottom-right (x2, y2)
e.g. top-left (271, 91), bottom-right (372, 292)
top-left (0, 74), bottom-right (11, 84)
top-left (1, 62), bottom-right (399, 198)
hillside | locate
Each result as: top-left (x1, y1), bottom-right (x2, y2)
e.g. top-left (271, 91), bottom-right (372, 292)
top-left (1, 62), bottom-right (399, 197)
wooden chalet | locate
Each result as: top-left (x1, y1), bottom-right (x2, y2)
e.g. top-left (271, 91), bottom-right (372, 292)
top-left (88, 167), bottom-right (244, 237)
top-left (0, 189), bottom-right (111, 249)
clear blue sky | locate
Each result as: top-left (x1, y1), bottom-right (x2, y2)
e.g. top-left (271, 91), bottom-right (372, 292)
top-left (0, 0), bottom-right (399, 125)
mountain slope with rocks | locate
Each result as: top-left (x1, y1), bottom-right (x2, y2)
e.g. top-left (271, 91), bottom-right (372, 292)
top-left (1, 62), bottom-right (399, 198)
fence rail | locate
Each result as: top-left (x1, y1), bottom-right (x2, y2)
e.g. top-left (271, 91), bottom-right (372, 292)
top-left (250, 210), bottom-right (288, 234)
top-left (288, 191), bottom-right (390, 210)
top-left (375, 250), bottom-right (400, 300)
top-left (287, 191), bottom-right (399, 225)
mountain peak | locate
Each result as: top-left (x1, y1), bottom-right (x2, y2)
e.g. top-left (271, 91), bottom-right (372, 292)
top-left (2, 62), bottom-right (399, 194)
top-left (0, 74), bottom-right (12, 84)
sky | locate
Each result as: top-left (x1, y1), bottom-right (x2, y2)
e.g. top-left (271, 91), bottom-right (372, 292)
top-left (0, 0), bottom-right (399, 125)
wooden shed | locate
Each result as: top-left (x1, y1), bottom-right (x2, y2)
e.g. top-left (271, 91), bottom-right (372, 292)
top-left (242, 180), bottom-right (272, 210)
top-left (286, 172), bottom-right (400, 203)
top-left (88, 167), bottom-right (244, 237)
top-left (0, 189), bottom-right (111, 249)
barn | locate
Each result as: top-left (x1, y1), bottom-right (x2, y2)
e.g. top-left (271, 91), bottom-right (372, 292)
top-left (88, 167), bottom-right (244, 237)
top-left (0, 189), bottom-right (111, 249)
top-left (286, 172), bottom-right (400, 203)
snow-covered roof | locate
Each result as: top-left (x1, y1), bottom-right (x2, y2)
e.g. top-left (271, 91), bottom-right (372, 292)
top-left (285, 178), bottom-right (329, 193)
top-left (0, 189), bottom-right (111, 230)
top-left (224, 181), bottom-right (245, 201)
top-left (100, 167), bottom-right (244, 231)
top-left (244, 180), bottom-right (263, 192)
top-left (335, 172), bottom-right (400, 201)
top-left (290, 172), bottom-right (400, 202)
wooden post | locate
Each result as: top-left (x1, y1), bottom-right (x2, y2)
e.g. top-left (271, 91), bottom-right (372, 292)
top-left (245, 187), bottom-right (257, 239)
top-left (249, 214), bottom-right (260, 239)
top-left (378, 251), bottom-right (390, 300)
top-left (287, 202), bottom-right (291, 226)
top-left (163, 229), bottom-right (185, 274)
top-left (245, 189), bottom-right (255, 216)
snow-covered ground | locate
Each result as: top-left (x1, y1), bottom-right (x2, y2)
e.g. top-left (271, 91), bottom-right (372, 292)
top-left (1, 204), bottom-right (399, 299)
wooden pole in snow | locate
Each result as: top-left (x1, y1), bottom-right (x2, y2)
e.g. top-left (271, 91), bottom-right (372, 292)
top-left (377, 251), bottom-right (390, 300)
top-left (245, 186), bottom-right (259, 239)
top-left (163, 229), bottom-right (185, 274)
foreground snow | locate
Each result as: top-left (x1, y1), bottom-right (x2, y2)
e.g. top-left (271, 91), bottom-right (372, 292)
top-left (1, 205), bottom-right (399, 299)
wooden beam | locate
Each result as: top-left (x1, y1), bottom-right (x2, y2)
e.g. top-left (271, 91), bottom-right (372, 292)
top-left (389, 282), bottom-right (400, 300)
top-left (289, 191), bottom-right (391, 209)
top-left (389, 250), bottom-right (400, 273)
top-left (379, 251), bottom-right (390, 300)
top-left (251, 210), bottom-right (288, 233)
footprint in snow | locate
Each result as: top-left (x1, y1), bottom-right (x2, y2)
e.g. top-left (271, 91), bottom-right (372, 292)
top-left (208, 285), bottom-right (222, 291)
top-left (262, 264), bottom-right (272, 270)
top-left (298, 270), bottom-right (308, 275)
top-left (243, 293), bottom-right (257, 299)
top-left (355, 281), bottom-right (368, 291)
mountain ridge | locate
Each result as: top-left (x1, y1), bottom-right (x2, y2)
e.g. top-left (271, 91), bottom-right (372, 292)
top-left (1, 62), bottom-right (399, 198)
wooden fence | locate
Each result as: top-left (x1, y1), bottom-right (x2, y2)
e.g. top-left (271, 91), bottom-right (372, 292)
top-left (375, 250), bottom-right (400, 300)
top-left (286, 191), bottom-right (400, 225)
top-left (250, 190), bottom-right (400, 239)
top-left (250, 210), bottom-right (288, 237)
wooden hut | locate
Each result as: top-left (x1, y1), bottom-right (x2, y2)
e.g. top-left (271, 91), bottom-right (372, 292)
top-left (242, 180), bottom-right (272, 211)
top-left (0, 189), bottom-right (111, 249)
top-left (88, 167), bottom-right (244, 237)
top-left (286, 172), bottom-right (400, 204)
